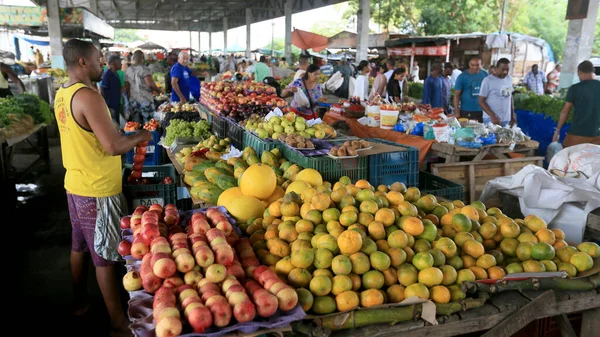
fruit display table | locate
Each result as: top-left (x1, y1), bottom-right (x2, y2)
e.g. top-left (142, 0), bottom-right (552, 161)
top-left (430, 140), bottom-right (540, 163)
top-left (322, 113), bottom-right (435, 167)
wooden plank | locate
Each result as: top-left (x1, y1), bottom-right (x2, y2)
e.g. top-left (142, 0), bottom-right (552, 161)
top-left (581, 307), bottom-right (600, 337)
top-left (553, 313), bottom-right (578, 337)
top-left (481, 290), bottom-right (555, 337)
top-left (468, 164), bottom-right (476, 203)
top-left (432, 156), bottom-right (545, 168)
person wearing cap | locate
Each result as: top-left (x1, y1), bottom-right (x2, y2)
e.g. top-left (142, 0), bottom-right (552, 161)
top-left (100, 55), bottom-right (122, 125)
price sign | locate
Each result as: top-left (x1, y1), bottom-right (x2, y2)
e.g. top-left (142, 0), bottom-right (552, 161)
top-left (133, 198), bottom-right (165, 207)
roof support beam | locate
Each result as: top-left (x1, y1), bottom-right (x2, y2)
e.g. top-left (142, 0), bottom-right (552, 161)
top-left (111, 0), bottom-right (121, 18)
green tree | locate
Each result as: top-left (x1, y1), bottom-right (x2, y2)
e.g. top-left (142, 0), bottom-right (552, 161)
top-left (114, 29), bottom-right (141, 43)
top-left (261, 38), bottom-right (302, 54)
top-left (310, 20), bottom-right (349, 38)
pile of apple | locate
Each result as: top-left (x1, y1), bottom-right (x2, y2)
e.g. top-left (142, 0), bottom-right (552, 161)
top-left (119, 205), bottom-right (299, 337)
top-left (126, 140), bottom-right (150, 184)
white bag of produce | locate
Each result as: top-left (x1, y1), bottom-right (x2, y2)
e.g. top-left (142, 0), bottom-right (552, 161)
top-left (325, 71), bottom-right (344, 92)
top-left (294, 89), bottom-right (311, 108)
top-left (549, 143), bottom-right (600, 179)
top-left (264, 107), bottom-right (284, 121)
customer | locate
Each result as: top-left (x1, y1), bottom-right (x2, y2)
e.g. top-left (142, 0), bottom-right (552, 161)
top-left (383, 58), bottom-right (396, 81)
top-left (0, 62), bottom-right (25, 97)
top-left (369, 63), bottom-right (388, 101)
top-left (281, 64), bottom-right (324, 120)
top-left (100, 55), bottom-right (122, 125)
top-left (453, 55), bottom-right (488, 121)
top-left (546, 64), bottom-right (561, 94)
top-left (524, 64), bottom-right (546, 95)
top-left (294, 55), bottom-right (310, 80)
top-left (251, 55), bottom-right (272, 83)
top-left (478, 58), bottom-right (515, 126)
top-left (422, 63), bottom-right (443, 108)
top-left (442, 62), bottom-right (454, 114)
top-left (333, 57), bottom-right (352, 99)
top-left (125, 50), bottom-right (161, 124)
top-left (279, 57), bottom-right (289, 69)
top-left (170, 52), bottom-right (192, 102)
top-left (553, 60), bottom-right (600, 147)
top-left (450, 63), bottom-right (461, 88)
top-left (55, 38), bottom-right (152, 337)
top-left (386, 68), bottom-right (407, 103)
top-left (121, 54), bottom-right (131, 72)
top-left (353, 60), bottom-right (370, 101)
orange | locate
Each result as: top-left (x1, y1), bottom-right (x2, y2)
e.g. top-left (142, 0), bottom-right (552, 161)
top-left (476, 254), bottom-right (497, 269)
top-left (500, 238), bottom-right (519, 257)
top-left (434, 237), bottom-right (458, 258)
top-left (360, 289), bottom-right (384, 307)
top-left (387, 229), bottom-right (409, 249)
top-left (429, 285), bottom-right (451, 304)
top-left (577, 242), bottom-right (600, 258)
top-left (397, 263), bottom-right (418, 286)
top-left (416, 195), bottom-right (437, 213)
top-left (479, 222), bottom-right (498, 240)
top-left (295, 168), bottom-right (323, 187)
top-left (296, 288), bottom-right (314, 312)
top-left (382, 267), bottom-right (398, 286)
top-left (330, 188), bottom-right (347, 203)
top-left (386, 284), bottom-right (406, 303)
top-left (331, 275), bottom-right (353, 296)
top-left (390, 182), bottom-right (407, 193)
top-left (456, 269), bottom-right (476, 284)
top-left (412, 252), bottom-right (434, 271)
top-left (386, 191), bottom-right (404, 206)
top-left (462, 239), bottom-right (485, 258)
top-left (361, 270), bottom-right (385, 289)
top-left (370, 251), bottom-right (391, 271)
top-left (553, 240), bottom-right (568, 250)
top-left (335, 291), bottom-right (359, 312)
top-left (387, 247), bottom-right (407, 267)
top-left (348, 273), bottom-right (361, 291)
top-left (468, 266), bottom-right (488, 280)
top-left (311, 296), bottom-right (336, 314)
top-left (358, 212), bottom-right (375, 226)
top-left (440, 265), bottom-right (458, 286)
top-left (551, 228), bottom-right (566, 241)
top-left (517, 232), bottom-right (538, 243)
top-left (558, 262), bottom-right (578, 277)
top-left (523, 214), bottom-right (547, 233)
top-left (418, 267), bottom-right (443, 287)
top-left (461, 205), bottom-right (480, 221)
top-left (541, 260), bottom-right (557, 272)
top-left (404, 283), bottom-right (430, 300)
top-left (331, 255), bottom-right (352, 275)
top-left (291, 246), bottom-right (315, 268)
top-left (309, 275), bottom-right (333, 296)
top-left (516, 242), bottom-right (533, 261)
top-left (452, 213), bottom-right (473, 232)
top-left (339, 211), bottom-right (358, 227)
top-left (462, 255), bottom-right (477, 268)
top-left (313, 248), bottom-right (334, 269)
top-left (522, 260), bottom-right (546, 273)
top-left (287, 268), bottom-right (312, 288)
top-left (374, 208), bottom-right (396, 226)
top-left (404, 246), bottom-right (415, 263)
top-left (401, 217), bottom-right (424, 236)
top-left (500, 221), bottom-right (521, 238)
top-left (535, 229), bottom-right (556, 245)
top-left (531, 242), bottom-right (556, 260)
top-left (505, 262), bottom-right (523, 274)
top-left (570, 252), bottom-right (593, 272)
top-left (349, 252), bottom-right (370, 275)
top-left (556, 246), bottom-right (578, 263)
top-left (397, 201), bottom-right (419, 217)
top-left (368, 221), bottom-right (386, 240)
top-left (403, 187), bottom-right (421, 202)
top-left (359, 200), bottom-right (379, 215)
top-left (376, 239), bottom-right (391, 253)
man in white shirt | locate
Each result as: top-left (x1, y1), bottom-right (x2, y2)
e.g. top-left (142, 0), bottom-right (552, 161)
top-left (450, 66), bottom-right (461, 88)
top-left (524, 64), bottom-right (546, 95)
top-left (294, 55), bottom-right (310, 80)
top-left (478, 58), bottom-right (515, 126)
top-left (383, 59), bottom-right (396, 81)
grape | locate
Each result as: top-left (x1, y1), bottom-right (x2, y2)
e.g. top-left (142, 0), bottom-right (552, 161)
top-left (164, 120), bottom-right (212, 146)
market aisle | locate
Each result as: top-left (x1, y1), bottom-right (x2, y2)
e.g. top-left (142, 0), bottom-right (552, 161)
top-left (15, 136), bottom-right (128, 336)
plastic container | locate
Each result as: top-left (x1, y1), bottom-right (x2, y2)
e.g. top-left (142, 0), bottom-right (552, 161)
top-left (417, 171), bottom-right (464, 201)
top-left (365, 138), bottom-right (419, 187)
top-left (380, 109), bottom-right (400, 129)
top-left (211, 114), bottom-right (228, 139)
top-left (125, 130), bottom-right (162, 165)
top-left (366, 105), bottom-right (381, 127)
top-left (122, 164), bottom-right (177, 209)
top-left (243, 131), bottom-right (282, 156)
top-left (303, 155), bottom-right (368, 183)
top-left (224, 118), bottom-right (244, 150)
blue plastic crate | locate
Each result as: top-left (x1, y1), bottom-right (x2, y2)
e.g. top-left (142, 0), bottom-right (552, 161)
top-left (125, 130), bottom-right (162, 165)
top-left (365, 138), bottom-right (419, 187)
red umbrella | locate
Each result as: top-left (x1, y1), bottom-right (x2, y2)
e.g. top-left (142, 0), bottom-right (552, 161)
top-left (291, 29), bottom-right (328, 52)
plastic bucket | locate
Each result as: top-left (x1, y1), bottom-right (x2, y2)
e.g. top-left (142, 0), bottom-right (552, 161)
top-left (366, 105), bottom-right (381, 127)
top-left (380, 109), bottom-right (399, 130)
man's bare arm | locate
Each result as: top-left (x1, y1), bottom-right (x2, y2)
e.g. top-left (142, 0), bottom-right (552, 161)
top-left (171, 77), bottom-right (186, 102)
top-left (73, 88), bottom-right (152, 156)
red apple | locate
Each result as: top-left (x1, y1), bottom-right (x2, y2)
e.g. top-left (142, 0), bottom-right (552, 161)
top-left (131, 241), bottom-right (149, 259)
top-left (178, 288), bottom-right (199, 303)
top-left (183, 270), bottom-right (203, 286)
top-left (227, 263), bottom-right (245, 280)
top-left (233, 300), bottom-right (256, 323)
top-left (120, 216), bottom-right (131, 229)
top-left (201, 290), bottom-right (222, 302)
top-left (206, 299), bottom-right (232, 327)
top-left (151, 236), bottom-right (169, 247)
top-left (187, 306), bottom-right (213, 333)
top-left (154, 286), bottom-right (177, 305)
top-left (194, 246), bottom-right (215, 267)
top-left (169, 232), bottom-right (187, 243)
top-left (142, 273), bottom-right (162, 293)
top-left (164, 209), bottom-right (179, 226)
top-left (183, 302), bottom-right (204, 318)
top-left (151, 252), bottom-right (172, 268)
top-left (175, 253), bottom-right (195, 273)
top-left (118, 240), bottom-right (131, 256)
top-left (154, 258), bottom-right (177, 279)
top-left (215, 221), bottom-right (233, 236)
top-left (130, 170), bottom-right (142, 179)
top-left (252, 265), bottom-right (270, 282)
top-left (141, 224), bottom-right (160, 244)
top-left (172, 248), bottom-right (192, 259)
top-left (162, 276), bottom-right (184, 289)
top-left (149, 204), bottom-right (163, 214)
top-left (154, 306), bottom-right (180, 323)
top-left (276, 287), bottom-right (299, 311)
top-left (253, 291), bottom-right (278, 317)
top-left (199, 282), bottom-right (221, 294)
top-left (136, 146), bottom-right (147, 155)
top-left (151, 244), bottom-right (172, 255)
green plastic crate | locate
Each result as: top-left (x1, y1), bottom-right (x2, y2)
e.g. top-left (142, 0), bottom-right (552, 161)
top-left (243, 131), bottom-right (283, 156)
top-left (304, 156), bottom-right (368, 183)
top-left (211, 114), bottom-right (227, 139)
top-left (122, 164), bottom-right (177, 209)
top-left (418, 171), bottom-right (464, 201)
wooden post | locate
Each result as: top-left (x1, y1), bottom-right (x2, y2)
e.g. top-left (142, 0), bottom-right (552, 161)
top-left (581, 307), bottom-right (600, 337)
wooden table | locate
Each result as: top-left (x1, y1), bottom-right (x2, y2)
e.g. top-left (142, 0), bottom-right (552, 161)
top-left (333, 288), bottom-right (600, 337)
top-left (430, 140), bottom-right (540, 163)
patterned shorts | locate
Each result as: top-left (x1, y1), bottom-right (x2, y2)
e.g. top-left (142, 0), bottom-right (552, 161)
top-left (67, 193), bottom-right (123, 267)
top-left (129, 100), bottom-right (155, 124)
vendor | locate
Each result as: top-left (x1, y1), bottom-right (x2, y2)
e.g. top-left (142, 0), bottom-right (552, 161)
top-left (368, 63), bottom-right (387, 101)
top-left (553, 60), bottom-right (600, 147)
top-left (353, 60), bottom-right (370, 101)
top-left (453, 55), bottom-right (488, 122)
top-left (478, 58), bottom-right (515, 126)
top-left (0, 62), bottom-right (25, 97)
top-left (281, 64), bottom-right (324, 120)
top-left (170, 52), bottom-right (192, 102)
top-left (386, 68), bottom-right (407, 103)
top-left (422, 63), bottom-right (443, 108)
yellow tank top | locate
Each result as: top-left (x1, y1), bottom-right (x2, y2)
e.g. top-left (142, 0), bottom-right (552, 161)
top-left (54, 82), bottom-right (122, 197)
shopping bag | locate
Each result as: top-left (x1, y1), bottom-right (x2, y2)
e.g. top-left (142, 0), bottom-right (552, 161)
top-left (326, 71), bottom-right (343, 91)
top-left (294, 89), bottom-right (311, 108)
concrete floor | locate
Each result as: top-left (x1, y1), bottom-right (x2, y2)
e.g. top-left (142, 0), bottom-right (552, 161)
top-left (13, 136), bottom-right (128, 336)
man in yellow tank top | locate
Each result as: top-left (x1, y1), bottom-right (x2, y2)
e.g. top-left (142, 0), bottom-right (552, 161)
top-left (55, 39), bottom-right (151, 337)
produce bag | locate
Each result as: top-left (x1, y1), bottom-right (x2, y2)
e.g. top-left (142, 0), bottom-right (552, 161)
top-left (411, 122), bottom-right (425, 136)
top-left (293, 89), bottom-right (310, 108)
top-left (548, 143), bottom-right (600, 178)
top-left (479, 133), bottom-right (497, 146)
top-left (325, 71), bottom-right (344, 92)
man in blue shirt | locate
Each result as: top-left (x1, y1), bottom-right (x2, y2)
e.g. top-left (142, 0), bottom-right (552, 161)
top-left (171, 52), bottom-right (192, 102)
top-left (100, 55), bottom-right (122, 125)
top-left (422, 63), bottom-right (443, 108)
top-left (453, 55), bottom-right (488, 122)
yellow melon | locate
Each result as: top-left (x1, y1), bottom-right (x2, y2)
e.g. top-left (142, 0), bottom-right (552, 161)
top-left (225, 195), bottom-right (266, 223)
top-left (240, 164), bottom-right (277, 199)
top-left (217, 187), bottom-right (244, 207)
top-left (286, 181), bottom-right (312, 196)
top-left (295, 169), bottom-right (323, 187)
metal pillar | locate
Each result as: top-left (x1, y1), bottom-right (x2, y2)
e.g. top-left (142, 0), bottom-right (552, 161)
top-left (284, 0), bottom-right (292, 62)
top-left (246, 9), bottom-right (252, 58)
top-left (47, 0), bottom-right (64, 69)
top-left (559, 0), bottom-right (599, 89)
top-left (208, 25), bottom-right (213, 55)
top-left (198, 31), bottom-right (201, 56)
top-left (409, 42), bottom-right (415, 73)
top-left (446, 40), bottom-right (451, 62)
top-left (356, 0), bottom-right (370, 61)
top-left (223, 17), bottom-right (228, 55)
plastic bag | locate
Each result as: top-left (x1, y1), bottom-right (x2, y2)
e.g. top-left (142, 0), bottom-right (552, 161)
top-left (549, 143), bottom-right (600, 178)
top-left (424, 126), bottom-right (435, 140)
top-left (294, 89), bottom-right (310, 108)
top-left (394, 123), bottom-right (406, 133)
top-left (411, 122), bottom-right (424, 136)
top-left (326, 71), bottom-right (344, 92)
top-left (479, 133), bottom-right (497, 145)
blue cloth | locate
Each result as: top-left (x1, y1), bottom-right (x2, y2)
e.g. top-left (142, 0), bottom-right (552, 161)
top-left (170, 62), bottom-right (192, 102)
top-left (189, 76), bottom-right (200, 101)
top-left (100, 70), bottom-right (121, 114)
top-left (422, 76), bottom-right (443, 108)
top-left (454, 70), bottom-right (488, 111)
